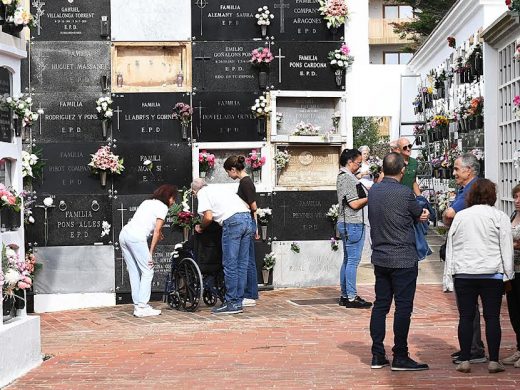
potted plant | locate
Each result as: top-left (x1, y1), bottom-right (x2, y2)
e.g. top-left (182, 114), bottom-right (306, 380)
top-left (245, 149), bottom-right (266, 183)
top-left (88, 145), bottom-right (124, 187)
top-left (250, 47), bottom-right (274, 90)
top-left (168, 188), bottom-right (199, 241)
top-left (198, 150), bottom-right (215, 178)
top-left (251, 94), bottom-right (270, 135)
top-left (327, 43), bottom-right (354, 87)
top-left (262, 252), bottom-right (276, 285)
top-left (318, 0), bottom-right (349, 37)
top-left (172, 102), bottom-right (193, 140)
top-left (96, 96), bottom-right (113, 140)
top-left (255, 6), bottom-right (274, 37)
top-left (257, 207), bottom-right (272, 241)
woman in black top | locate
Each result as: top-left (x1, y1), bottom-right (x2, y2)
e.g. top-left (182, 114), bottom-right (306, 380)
top-left (224, 155), bottom-right (259, 306)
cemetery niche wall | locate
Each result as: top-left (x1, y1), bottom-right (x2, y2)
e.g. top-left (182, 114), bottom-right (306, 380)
top-left (22, 0), bottom-right (351, 308)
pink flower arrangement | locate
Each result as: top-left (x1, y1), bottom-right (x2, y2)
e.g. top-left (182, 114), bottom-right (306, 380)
top-left (514, 95), bottom-right (520, 118)
top-left (246, 149), bottom-right (266, 171)
top-left (0, 184), bottom-right (22, 211)
top-left (340, 44), bottom-right (350, 55)
top-left (2, 245), bottom-right (35, 296)
top-left (318, 0), bottom-right (349, 29)
top-left (250, 47), bottom-right (274, 69)
top-left (172, 102), bottom-right (193, 126)
top-left (88, 145), bottom-right (124, 174)
top-left (199, 150), bottom-right (215, 173)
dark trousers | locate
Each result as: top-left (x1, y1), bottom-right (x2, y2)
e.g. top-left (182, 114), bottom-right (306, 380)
top-left (506, 274), bottom-right (520, 351)
top-left (454, 278), bottom-right (504, 362)
top-left (370, 264), bottom-right (418, 358)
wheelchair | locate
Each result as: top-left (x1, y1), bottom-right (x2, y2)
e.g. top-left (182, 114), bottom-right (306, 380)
top-left (163, 222), bottom-right (226, 312)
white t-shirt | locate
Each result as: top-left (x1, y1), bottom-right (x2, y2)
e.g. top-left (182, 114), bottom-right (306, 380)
top-left (125, 199), bottom-right (168, 239)
top-left (197, 186), bottom-right (249, 225)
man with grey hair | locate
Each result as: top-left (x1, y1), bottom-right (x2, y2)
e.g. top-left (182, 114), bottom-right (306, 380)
top-left (389, 140), bottom-right (399, 153)
top-left (443, 153), bottom-right (487, 364)
top-left (191, 178), bottom-right (253, 314)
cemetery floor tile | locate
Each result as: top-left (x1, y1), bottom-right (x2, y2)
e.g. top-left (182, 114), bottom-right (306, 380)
top-left (7, 285), bottom-right (520, 389)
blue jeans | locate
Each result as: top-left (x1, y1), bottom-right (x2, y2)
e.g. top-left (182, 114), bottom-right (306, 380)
top-left (370, 265), bottom-right (418, 358)
top-left (338, 222), bottom-right (365, 299)
top-left (222, 212), bottom-right (253, 306)
top-left (243, 219), bottom-right (259, 299)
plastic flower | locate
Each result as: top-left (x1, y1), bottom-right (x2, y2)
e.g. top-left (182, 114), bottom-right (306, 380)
top-left (88, 145), bottom-right (124, 174)
top-left (199, 150), bottom-right (215, 172)
top-left (245, 149), bottom-right (266, 171)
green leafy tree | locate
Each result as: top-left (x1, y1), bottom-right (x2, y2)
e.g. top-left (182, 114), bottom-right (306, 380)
top-left (352, 117), bottom-right (389, 151)
top-left (384, 0), bottom-right (457, 52)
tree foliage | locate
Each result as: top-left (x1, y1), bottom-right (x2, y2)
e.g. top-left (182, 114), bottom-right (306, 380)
top-left (384, 0), bottom-right (457, 52)
top-left (352, 117), bottom-right (388, 152)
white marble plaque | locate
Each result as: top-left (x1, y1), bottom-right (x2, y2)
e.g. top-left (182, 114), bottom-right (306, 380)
top-left (111, 0), bottom-right (191, 41)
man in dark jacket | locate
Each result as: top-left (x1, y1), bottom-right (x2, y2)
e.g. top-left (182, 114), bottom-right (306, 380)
top-left (368, 152), bottom-right (430, 371)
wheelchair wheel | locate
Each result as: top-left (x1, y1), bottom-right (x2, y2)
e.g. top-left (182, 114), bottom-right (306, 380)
top-left (175, 257), bottom-right (203, 312)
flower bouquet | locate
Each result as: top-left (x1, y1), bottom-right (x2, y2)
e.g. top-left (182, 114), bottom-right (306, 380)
top-left (262, 252), bottom-right (276, 284)
top-left (330, 237), bottom-right (339, 251)
top-left (2, 244), bottom-right (35, 316)
top-left (274, 149), bottom-right (291, 170)
top-left (515, 95), bottom-right (520, 118)
top-left (1, 0), bottom-right (36, 33)
top-left (246, 149), bottom-right (266, 183)
top-left (250, 47), bottom-right (273, 89)
top-left (0, 185), bottom-right (22, 231)
top-left (95, 96), bottom-right (113, 139)
top-left (318, 0), bottom-right (349, 29)
top-left (326, 203), bottom-right (340, 237)
top-left (293, 121), bottom-right (320, 136)
top-left (198, 150), bottom-right (215, 178)
top-left (291, 242), bottom-right (300, 253)
top-left (255, 5), bottom-right (274, 36)
top-left (21, 148), bottom-right (44, 184)
top-left (88, 145), bottom-right (124, 187)
top-left (251, 95), bottom-right (270, 118)
top-left (507, 0), bottom-right (520, 13)
top-left (447, 36), bottom-right (456, 48)
top-left (328, 44), bottom-right (354, 70)
top-left (172, 102), bottom-right (193, 140)
top-left (1, 94), bottom-right (43, 138)
top-left (257, 207), bottom-right (272, 240)
top-left (168, 189), bottom-right (199, 241)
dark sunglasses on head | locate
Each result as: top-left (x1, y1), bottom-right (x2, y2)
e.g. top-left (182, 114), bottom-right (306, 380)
top-left (402, 144), bottom-right (413, 151)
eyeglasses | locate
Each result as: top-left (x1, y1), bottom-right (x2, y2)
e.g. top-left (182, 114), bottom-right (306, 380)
top-left (402, 144), bottom-right (413, 151)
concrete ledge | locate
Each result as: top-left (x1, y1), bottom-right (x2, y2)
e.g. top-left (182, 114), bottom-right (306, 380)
top-left (34, 292), bottom-right (116, 313)
top-left (0, 315), bottom-right (41, 388)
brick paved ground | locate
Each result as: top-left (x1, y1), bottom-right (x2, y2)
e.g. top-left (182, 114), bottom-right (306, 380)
top-left (6, 285), bottom-right (520, 389)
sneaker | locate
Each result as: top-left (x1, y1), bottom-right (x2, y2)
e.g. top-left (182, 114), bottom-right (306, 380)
top-left (514, 358), bottom-right (520, 368)
top-left (456, 361), bottom-right (471, 373)
top-left (211, 302), bottom-right (243, 315)
top-left (451, 350), bottom-right (461, 358)
top-left (345, 296), bottom-right (373, 309)
top-left (488, 361), bottom-right (505, 373)
top-left (501, 350), bottom-right (520, 365)
top-left (371, 355), bottom-right (390, 369)
top-left (453, 352), bottom-right (487, 364)
top-left (242, 298), bottom-right (256, 307)
top-left (391, 355), bottom-right (429, 371)
top-left (338, 296), bottom-right (348, 306)
top-left (134, 306), bottom-right (161, 318)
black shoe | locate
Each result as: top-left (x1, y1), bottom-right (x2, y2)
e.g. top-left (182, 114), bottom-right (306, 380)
top-left (391, 355), bottom-right (429, 371)
top-left (339, 296), bottom-right (348, 306)
top-left (345, 296), bottom-right (373, 309)
top-left (452, 352), bottom-right (487, 364)
top-left (451, 350), bottom-right (461, 358)
top-left (371, 355), bottom-right (390, 369)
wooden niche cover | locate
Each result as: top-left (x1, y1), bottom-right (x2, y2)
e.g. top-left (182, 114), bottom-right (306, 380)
top-left (111, 42), bottom-right (192, 93)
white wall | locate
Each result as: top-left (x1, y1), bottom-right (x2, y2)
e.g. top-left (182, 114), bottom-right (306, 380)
top-left (369, 0), bottom-right (384, 19)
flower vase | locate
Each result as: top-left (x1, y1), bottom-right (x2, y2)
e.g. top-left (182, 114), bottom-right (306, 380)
top-left (258, 71), bottom-right (268, 90)
top-left (7, 208), bottom-right (20, 231)
top-left (330, 27), bottom-right (338, 39)
top-left (261, 225), bottom-right (268, 241)
top-left (257, 116), bottom-right (266, 135)
top-left (2, 22), bottom-right (24, 36)
top-left (261, 25), bottom-right (267, 37)
top-left (200, 170), bottom-right (207, 179)
top-left (334, 69), bottom-right (344, 88)
top-left (14, 289), bottom-right (25, 310)
top-left (0, 5), bottom-right (5, 25)
top-left (2, 294), bottom-right (16, 322)
top-left (252, 169), bottom-right (261, 183)
top-left (12, 115), bottom-right (20, 137)
top-left (262, 269), bottom-right (270, 285)
top-left (181, 123), bottom-right (189, 140)
top-left (476, 115), bottom-right (484, 129)
top-left (21, 125), bottom-right (30, 142)
top-left (101, 119), bottom-right (111, 140)
top-left (182, 226), bottom-right (189, 241)
top-left (100, 170), bottom-right (107, 187)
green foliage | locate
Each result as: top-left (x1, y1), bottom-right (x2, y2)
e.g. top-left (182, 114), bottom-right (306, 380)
top-left (352, 117), bottom-right (389, 151)
top-left (384, 0), bottom-right (457, 52)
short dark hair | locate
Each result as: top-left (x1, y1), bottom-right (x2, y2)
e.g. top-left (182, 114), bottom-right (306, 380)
top-left (223, 155), bottom-right (246, 171)
top-left (339, 149), bottom-right (361, 167)
top-left (152, 184), bottom-right (178, 206)
top-left (466, 178), bottom-right (496, 207)
top-left (383, 152), bottom-right (405, 176)
top-left (512, 184), bottom-right (520, 198)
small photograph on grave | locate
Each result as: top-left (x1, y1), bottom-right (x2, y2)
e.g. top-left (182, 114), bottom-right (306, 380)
top-left (25, 194), bottom-right (112, 247)
top-left (275, 145), bottom-right (340, 188)
top-left (111, 42), bottom-right (192, 93)
top-left (0, 67), bottom-right (12, 143)
top-left (30, 0), bottom-right (111, 42)
top-left (31, 93), bottom-right (110, 143)
top-left (111, 0), bottom-right (191, 42)
top-left (271, 190), bottom-right (338, 241)
top-left (113, 142), bottom-right (192, 195)
top-left (32, 142), bottom-right (117, 195)
top-left (192, 92), bottom-right (265, 142)
top-left (30, 42), bottom-right (111, 94)
top-left (112, 93), bottom-right (191, 142)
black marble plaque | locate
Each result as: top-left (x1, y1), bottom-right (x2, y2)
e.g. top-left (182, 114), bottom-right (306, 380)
top-left (271, 190), bottom-right (337, 241)
top-left (32, 92), bottom-right (106, 143)
top-left (30, 0), bottom-right (110, 41)
top-left (113, 142), bottom-right (192, 194)
top-left (192, 92), bottom-right (263, 142)
top-left (191, 0), bottom-right (337, 42)
top-left (30, 42), bottom-right (110, 93)
top-left (112, 93), bottom-right (190, 143)
top-left (192, 41), bottom-right (261, 92)
top-left (25, 194), bottom-right (111, 246)
top-left (0, 67), bottom-right (11, 143)
top-left (33, 142), bottom-right (112, 195)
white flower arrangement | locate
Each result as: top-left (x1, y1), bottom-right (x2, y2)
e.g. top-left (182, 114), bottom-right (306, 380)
top-left (251, 95), bottom-right (270, 118)
top-left (143, 159), bottom-right (153, 172)
top-left (101, 221), bottom-right (111, 237)
top-left (263, 252), bottom-right (276, 270)
top-left (255, 6), bottom-right (274, 26)
top-left (257, 208), bottom-right (272, 225)
top-left (327, 44), bottom-right (354, 70)
top-left (293, 121), bottom-right (320, 136)
top-left (43, 197), bottom-right (53, 207)
top-left (21, 150), bottom-right (38, 178)
top-left (95, 96), bottom-right (113, 121)
top-left (326, 203), bottom-right (340, 221)
top-left (0, 94), bottom-right (43, 127)
top-left (274, 149), bottom-right (291, 170)
top-left (470, 149), bottom-right (484, 161)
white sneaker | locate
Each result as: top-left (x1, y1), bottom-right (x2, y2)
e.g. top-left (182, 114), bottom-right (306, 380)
top-left (502, 350), bottom-right (520, 365)
top-left (134, 306), bottom-right (161, 317)
top-left (242, 298), bottom-right (256, 307)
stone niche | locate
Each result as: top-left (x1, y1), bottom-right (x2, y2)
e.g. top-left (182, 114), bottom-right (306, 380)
top-left (111, 42), bottom-right (192, 93)
top-left (276, 145), bottom-right (340, 189)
